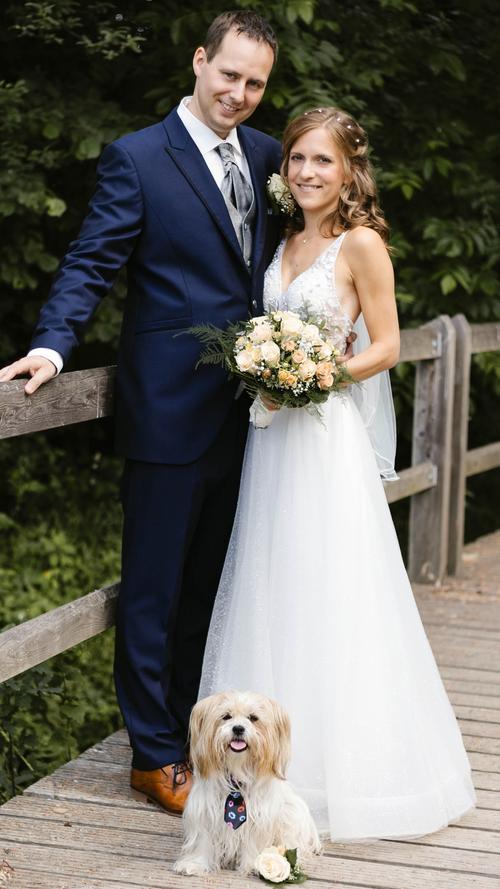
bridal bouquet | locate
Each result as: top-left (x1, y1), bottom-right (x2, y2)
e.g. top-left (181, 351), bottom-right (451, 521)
top-left (189, 310), bottom-right (353, 428)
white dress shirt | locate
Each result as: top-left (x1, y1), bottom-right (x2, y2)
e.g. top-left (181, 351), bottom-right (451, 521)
top-left (29, 96), bottom-right (252, 375)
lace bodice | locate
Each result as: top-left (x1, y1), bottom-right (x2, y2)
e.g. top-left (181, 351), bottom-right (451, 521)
top-left (263, 233), bottom-right (353, 351)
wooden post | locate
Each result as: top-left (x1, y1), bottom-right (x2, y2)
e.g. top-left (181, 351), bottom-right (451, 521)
top-left (447, 315), bottom-right (472, 575)
top-left (408, 316), bottom-right (456, 584)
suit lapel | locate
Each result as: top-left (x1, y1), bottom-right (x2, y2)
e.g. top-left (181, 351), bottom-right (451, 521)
top-left (162, 111), bottom-right (245, 267)
top-left (238, 126), bottom-right (268, 274)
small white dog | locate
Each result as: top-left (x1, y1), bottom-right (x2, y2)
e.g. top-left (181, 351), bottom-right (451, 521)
top-left (174, 690), bottom-right (321, 876)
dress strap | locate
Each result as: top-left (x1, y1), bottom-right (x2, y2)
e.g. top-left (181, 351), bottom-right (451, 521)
top-left (321, 231), bottom-right (348, 265)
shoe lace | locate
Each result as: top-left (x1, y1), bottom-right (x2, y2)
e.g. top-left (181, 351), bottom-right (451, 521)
top-left (172, 760), bottom-right (192, 786)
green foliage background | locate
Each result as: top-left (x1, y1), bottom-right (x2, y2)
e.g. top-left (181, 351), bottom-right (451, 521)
top-left (0, 0), bottom-right (499, 801)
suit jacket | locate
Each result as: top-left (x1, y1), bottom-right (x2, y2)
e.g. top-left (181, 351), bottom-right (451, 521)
top-left (30, 109), bottom-right (282, 463)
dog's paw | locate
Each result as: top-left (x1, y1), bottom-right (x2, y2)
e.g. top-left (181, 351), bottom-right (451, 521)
top-left (173, 857), bottom-right (211, 876)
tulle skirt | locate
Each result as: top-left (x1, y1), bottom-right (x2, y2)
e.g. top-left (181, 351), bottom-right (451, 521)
top-left (199, 391), bottom-right (476, 840)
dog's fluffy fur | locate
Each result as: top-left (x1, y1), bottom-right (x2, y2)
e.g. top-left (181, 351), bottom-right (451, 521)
top-left (174, 690), bottom-right (321, 876)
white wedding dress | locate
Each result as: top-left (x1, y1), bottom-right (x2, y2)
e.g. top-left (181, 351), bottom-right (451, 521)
top-left (199, 234), bottom-right (476, 840)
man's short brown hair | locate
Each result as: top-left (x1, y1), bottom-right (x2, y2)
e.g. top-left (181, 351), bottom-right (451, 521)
top-left (203, 10), bottom-right (278, 63)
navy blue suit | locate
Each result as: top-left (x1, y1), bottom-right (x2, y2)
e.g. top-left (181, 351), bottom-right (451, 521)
top-left (30, 109), bottom-right (282, 767)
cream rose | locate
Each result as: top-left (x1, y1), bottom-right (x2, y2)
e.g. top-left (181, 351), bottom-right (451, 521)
top-left (291, 349), bottom-right (306, 365)
top-left (316, 343), bottom-right (333, 360)
top-left (249, 323), bottom-right (273, 343)
top-left (255, 847), bottom-right (291, 883)
top-left (281, 338), bottom-right (297, 352)
top-left (298, 359), bottom-right (316, 381)
top-left (236, 351), bottom-right (255, 373)
top-left (260, 340), bottom-right (281, 367)
top-left (318, 373), bottom-right (334, 390)
top-left (302, 323), bottom-right (320, 342)
top-left (281, 312), bottom-right (304, 337)
top-left (316, 360), bottom-right (334, 378)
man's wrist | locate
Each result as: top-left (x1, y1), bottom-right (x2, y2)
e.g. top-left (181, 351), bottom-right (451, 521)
top-left (28, 348), bottom-right (64, 375)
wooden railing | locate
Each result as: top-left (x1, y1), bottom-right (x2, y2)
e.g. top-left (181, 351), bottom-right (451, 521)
top-left (0, 315), bottom-right (498, 684)
top-left (447, 316), bottom-right (500, 575)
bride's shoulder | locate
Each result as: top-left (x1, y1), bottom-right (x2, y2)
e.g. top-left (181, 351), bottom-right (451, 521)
top-left (343, 226), bottom-right (389, 265)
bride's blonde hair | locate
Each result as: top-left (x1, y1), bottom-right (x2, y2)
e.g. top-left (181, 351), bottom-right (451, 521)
top-left (281, 106), bottom-right (389, 244)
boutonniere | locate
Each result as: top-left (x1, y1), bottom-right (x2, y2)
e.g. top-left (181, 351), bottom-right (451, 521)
top-left (266, 173), bottom-right (297, 217)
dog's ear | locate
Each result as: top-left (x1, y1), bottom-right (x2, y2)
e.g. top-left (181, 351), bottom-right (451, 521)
top-left (188, 695), bottom-right (216, 778)
top-left (269, 699), bottom-right (292, 779)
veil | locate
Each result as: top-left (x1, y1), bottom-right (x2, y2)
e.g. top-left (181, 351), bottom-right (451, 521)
top-left (350, 314), bottom-right (399, 480)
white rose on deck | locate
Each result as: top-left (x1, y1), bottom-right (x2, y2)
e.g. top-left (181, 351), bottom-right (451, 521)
top-left (255, 847), bottom-right (291, 883)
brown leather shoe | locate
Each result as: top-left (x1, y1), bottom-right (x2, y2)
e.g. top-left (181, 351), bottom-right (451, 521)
top-left (130, 761), bottom-right (192, 815)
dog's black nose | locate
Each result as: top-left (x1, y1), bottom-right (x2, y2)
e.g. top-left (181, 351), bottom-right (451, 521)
top-left (232, 724), bottom-right (245, 736)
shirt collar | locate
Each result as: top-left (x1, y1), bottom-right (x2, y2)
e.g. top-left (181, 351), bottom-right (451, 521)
top-left (177, 96), bottom-right (243, 158)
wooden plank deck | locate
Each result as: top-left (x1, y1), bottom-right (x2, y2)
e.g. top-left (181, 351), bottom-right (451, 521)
top-left (1, 535), bottom-right (500, 888)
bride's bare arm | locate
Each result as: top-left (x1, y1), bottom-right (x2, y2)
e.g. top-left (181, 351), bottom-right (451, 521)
top-left (341, 227), bottom-right (399, 381)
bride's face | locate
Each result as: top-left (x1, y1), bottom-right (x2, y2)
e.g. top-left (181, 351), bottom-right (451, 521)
top-left (287, 128), bottom-right (346, 216)
top-left (191, 30), bottom-right (274, 139)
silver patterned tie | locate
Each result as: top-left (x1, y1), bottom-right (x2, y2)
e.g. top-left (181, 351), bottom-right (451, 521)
top-left (216, 142), bottom-right (255, 268)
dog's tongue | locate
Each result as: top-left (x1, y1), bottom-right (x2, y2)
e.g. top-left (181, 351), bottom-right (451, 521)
top-left (230, 739), bottom-right (247, 751)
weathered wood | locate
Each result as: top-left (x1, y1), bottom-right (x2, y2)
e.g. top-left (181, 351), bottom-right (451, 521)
top-left (472, 770), bottom-right (500, 791)
top-left (408, 316), bottom-right (456, 583)
top-left (399, 327), bottom-right (443, 362)
top-left (459, 720), bottom-right (500, 740)
top-left (2, 874), bottom-right (143, 889)
top-left (383, 461), bottom-right (436, 503)
top-left (9, 793), bottom-right (500, 849)
top-left (1, 839), bottom-right (498, 889)
top-left (0, 366), bottom-right (115, 440)
top-left (0, 584), bottom-right (118, 683)
top-left (439, 666), bottom-right (500, 685)
top-left (1, 586), bottom-right (500, 889)
top-left (2, 814), bottom-right (500, 882)
top-left (0, 326), bottom-right (443, 444)
top-left (466, 442), bottom-right (500, 477)
top-left (461, 735), bottom-right (500, 755)
top-left (448, 314), bottom-right (472, 575)
top-left (470, 321), bottom-right (500, 354)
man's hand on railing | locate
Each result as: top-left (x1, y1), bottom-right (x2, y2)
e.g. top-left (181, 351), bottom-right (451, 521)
top-left (0, 356), bottom-right (57, 395)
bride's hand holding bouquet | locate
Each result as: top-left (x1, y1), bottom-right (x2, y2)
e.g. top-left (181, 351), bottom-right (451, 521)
top-left (189, 310), bottom-right (354, 428)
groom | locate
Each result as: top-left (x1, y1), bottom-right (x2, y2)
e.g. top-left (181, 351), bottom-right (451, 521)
top-left (0, 11), bottom-right (282, 813)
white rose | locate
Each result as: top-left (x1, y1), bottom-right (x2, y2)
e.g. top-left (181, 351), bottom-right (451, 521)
top-left (260, 340), bottom-right (281, 367)
top-left (236, 351), bottom-right (255, 373)
top-left (298, 358), bottom-right (316, 381)
top-left (316, 343), bottom-right (333, 359)
top-left (249, 323), bottom-right (273, 343)
top-left (281, 312), bottom-right (304, 337)
top-left (255, 847), bottom-right (291, 883)
top-left (302, 323), bottom-right (320, 342)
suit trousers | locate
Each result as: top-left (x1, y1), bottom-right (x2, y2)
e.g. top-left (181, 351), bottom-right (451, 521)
top-left (113, 396), bottom-right (249, 769)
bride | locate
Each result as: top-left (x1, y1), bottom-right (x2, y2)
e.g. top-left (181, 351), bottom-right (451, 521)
top-left (198, 106), bottom-right (476, 840)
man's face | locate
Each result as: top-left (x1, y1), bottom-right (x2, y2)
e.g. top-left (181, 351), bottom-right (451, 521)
top-left (190, 29), bottom-right (274, 138)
